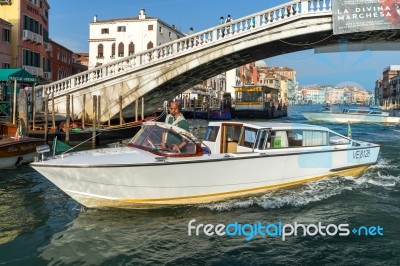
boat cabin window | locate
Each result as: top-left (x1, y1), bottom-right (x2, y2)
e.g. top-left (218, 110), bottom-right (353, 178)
top-left (224, 125), bottom-right (242, 142)
top-left (130, 124), bottom-right (197, 155)
top-left (269, 130), bottom-right (329, 148)
top-left (270, 131), bottom-right (289, 148)
top-left (239, 127), bottom-right (258, 148)
top-left (222, 124), bottom-right (242, 153)
top-left (369, 111), bottom-right (382, 115)
top-left (204, 126), bottom-right (219, 142)
top-left (254, 129), bottom-right (269, 150)
top-left (300, 130), bottom-right (328, 146)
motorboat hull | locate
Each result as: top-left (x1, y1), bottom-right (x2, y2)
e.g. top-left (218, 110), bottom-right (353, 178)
top-left (31, 145), bottom-right (379, 208)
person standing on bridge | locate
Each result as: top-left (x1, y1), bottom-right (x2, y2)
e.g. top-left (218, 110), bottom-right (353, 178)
top-left (219, 16), bottom-right (225, 37)
top-left (187, 27), bottom-right (195, 47)
top-left (225, 14), bottom-right (232, 35)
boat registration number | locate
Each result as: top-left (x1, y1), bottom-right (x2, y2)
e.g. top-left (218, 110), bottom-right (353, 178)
top-left (353, 149), bottom-right (370, 159)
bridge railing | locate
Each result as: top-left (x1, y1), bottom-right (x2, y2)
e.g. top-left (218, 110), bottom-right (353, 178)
top-left (40, 0), bottom-right (332, 98)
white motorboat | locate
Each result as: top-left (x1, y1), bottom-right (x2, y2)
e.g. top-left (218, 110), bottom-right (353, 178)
top-left (31, 121), bottom-right (380, 209)
top-left (302, 108), bottom-right (400, 124)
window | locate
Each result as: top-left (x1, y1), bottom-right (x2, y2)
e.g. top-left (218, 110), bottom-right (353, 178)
top-left (97, 44), bottom-right (103, 58)
top-left (225, 125), bottom-right (242, 142)
top-left (101, 28), bottom-right (109, 34)
top-left (147, 41), bottom-right (153, 49)
top-left (285, 130), bottom-right (329, 147)
top-left (204, 126), bottom-right (219, 141)
top-left (159, 26), bottom-right (163, 34)
top-left (148, 25), bottom-right (153, 31)
top-left (117, 26), bottom-right (126, 32)
top-left (2, 63), bottom-right (10, 69)
top-left (42, 28), bottom-right (49, 43)
top-left (128, 42), bottom-right (135, 56)
top-left (111, 43), bottom-right (115, 58)
top-left (270, 131), bottom-right (288, 148)
top-left (43, 57), bottom-right (51, 72)
top-left (254, 129), bottom-right (269, 150)
top-left (23, 15), bottom-right (40, 34)
top-left (239, 127), bottom-right (258, 148)
top-left (2, 28), bottom-right (10, 42)
top-left (302, 131), bottom-right (328, 146)
top-left (22, 49), bottom-right (41, 67)
top-left (118, 42), bottom-right (124, 57)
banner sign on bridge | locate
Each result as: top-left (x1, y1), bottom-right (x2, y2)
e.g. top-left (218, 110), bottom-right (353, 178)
top-left (332, 0), bottom-right (400, 34)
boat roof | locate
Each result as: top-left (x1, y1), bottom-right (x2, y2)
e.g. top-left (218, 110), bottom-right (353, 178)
top-left (206, 121), bottom-right (331, 131)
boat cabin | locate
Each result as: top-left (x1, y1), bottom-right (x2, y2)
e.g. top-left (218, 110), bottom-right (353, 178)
top-left (342, 109), bottom-right (389, 117)
top-left (202, 122), bottom-right (355, 154)
top-left (126, 121), bottom-right (357, 158)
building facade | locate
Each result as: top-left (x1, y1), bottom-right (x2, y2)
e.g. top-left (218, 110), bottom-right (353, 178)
top-left (88, 9), bottom-right (186, 69)
top-left (0, 0), bottom-right (51, 78)
top-left (377, 65), bottom-right (400, 108)
top-left (0, 18), bottom-right (12, 69)
top-left (49, 40), bottom-right (75, 81)
top-left (390, 74), bottom-right (400, 108)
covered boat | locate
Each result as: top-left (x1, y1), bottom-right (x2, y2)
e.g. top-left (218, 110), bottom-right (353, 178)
top-left (30, 121), bottom-right (380, 209)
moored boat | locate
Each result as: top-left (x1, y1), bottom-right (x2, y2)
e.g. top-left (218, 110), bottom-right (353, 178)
top-left (302, 108), bottom-right (400, 124)
top-left (0, 121), bottom-right (45, 168)
top-left (231, 85), bottom-right (287, 119)
top-left (30, 121), bottom-right (380, 209)
top-left (28, 111), bottom-right (166, 146)
top-left (182, 108), bottom-right (231, 120)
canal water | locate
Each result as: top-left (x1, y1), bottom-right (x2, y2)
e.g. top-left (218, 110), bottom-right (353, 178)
top-left (1, 105), bottom-right (399, 265)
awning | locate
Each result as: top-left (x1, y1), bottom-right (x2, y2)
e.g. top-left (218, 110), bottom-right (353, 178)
top-left (0, 68), bottom-right (37, 83)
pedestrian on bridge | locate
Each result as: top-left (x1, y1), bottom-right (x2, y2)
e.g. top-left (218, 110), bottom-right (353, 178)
top-left (225, 15), bottom-right (232, 35)
top-left (219, 16), bottom-right (225, 37)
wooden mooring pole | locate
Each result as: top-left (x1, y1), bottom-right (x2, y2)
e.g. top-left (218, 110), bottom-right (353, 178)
top-left (44, 94), bottom-right (49, 143)
top-left (51, 93), bottom-right (56, 131)
top-left (92, 95), bottom-right (97, 149)
top-left (141, 97), bottom-right (144, 120)
top-left (82, 94), bottom-right (86, 129)
top-left (65, 94), bottom-right (70, 144)
top-left (119, 95), bottom-right (123, 125)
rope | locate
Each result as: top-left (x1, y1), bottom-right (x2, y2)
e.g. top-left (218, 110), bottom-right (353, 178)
top-left (278, 34), bottom-right (334, 46)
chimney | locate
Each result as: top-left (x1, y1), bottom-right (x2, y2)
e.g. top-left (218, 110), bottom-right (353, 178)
top-left (94, 15), bottom-right (97, 22)
top-left (139, 8), bottom-right (146, 19)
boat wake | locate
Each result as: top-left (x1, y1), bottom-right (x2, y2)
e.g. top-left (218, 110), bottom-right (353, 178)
top-left (200, 160), bottom-right (399, 211)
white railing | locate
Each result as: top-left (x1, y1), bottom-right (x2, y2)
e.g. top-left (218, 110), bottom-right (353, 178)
top-left (41, 0), bottom-right (332, 98)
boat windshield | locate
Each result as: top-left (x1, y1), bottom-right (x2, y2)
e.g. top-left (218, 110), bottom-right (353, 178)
top-left (129, 123), bottom-right (198, 155)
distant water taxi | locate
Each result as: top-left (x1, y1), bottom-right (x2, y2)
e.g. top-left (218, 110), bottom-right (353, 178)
top-left (31, 121), bottom-right (380, 209)
top-left (302, 108), bottom-right (400, 124)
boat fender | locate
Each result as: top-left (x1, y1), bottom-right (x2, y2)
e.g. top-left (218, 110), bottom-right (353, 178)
top-left (15, 156), bottom-right (24, 167)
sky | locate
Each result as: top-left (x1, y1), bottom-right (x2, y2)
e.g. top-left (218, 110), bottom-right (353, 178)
top-left (48, 0), bottom-right (400, 91)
